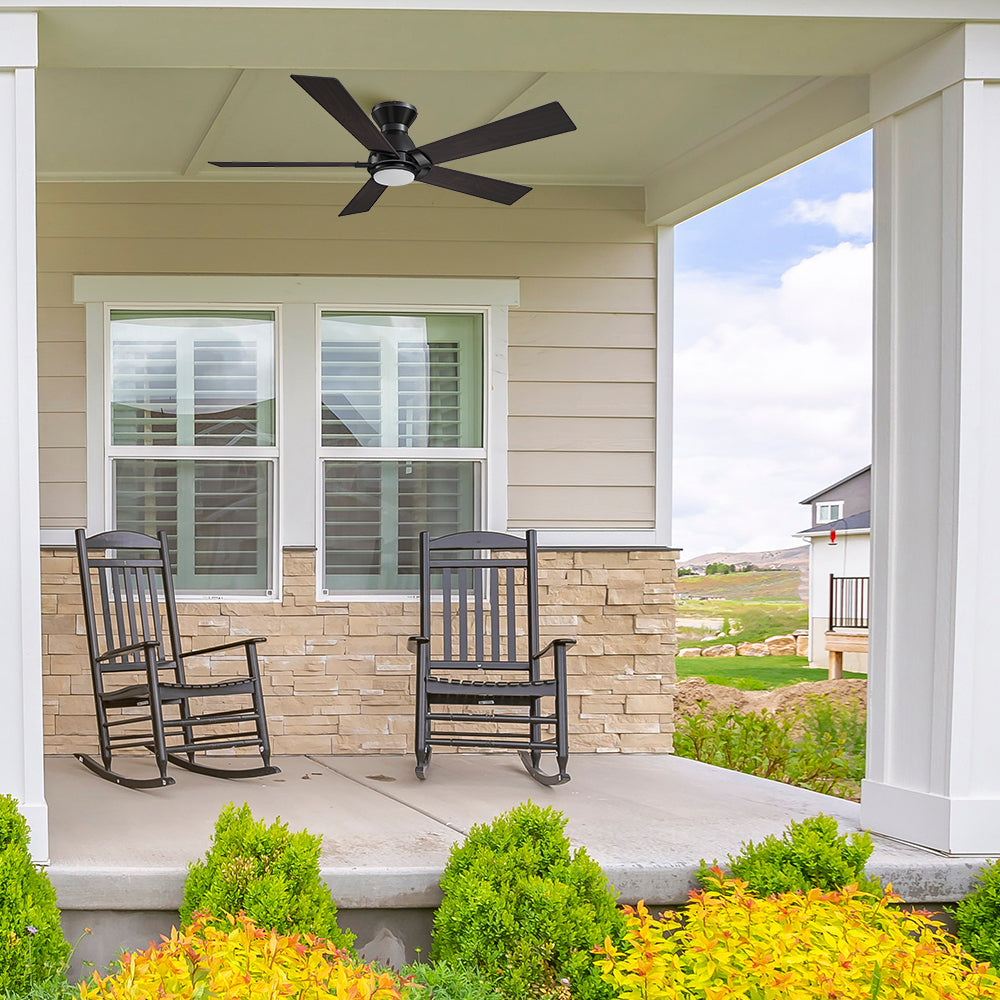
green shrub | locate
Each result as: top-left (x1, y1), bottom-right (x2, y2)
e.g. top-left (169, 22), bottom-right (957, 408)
top-left (0, 795), bottom-right (69, 994)
top-left (673, 701), bottom-right (863, 798)
top-left (433, 802), bottom-right (622, 1000)
top-left (800, 695), bottom-right (866, 783)
top-left (955, 859), bottom-right (1000, 967)
top-left (180, 802), bottom-right (354, 950)
top-left (403, 960), bottom-right (503, 1000)
top-left (698, 813), bottom-right (881, 896)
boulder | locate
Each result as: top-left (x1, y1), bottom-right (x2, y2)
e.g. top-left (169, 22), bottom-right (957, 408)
top-left (737, 642), bottom-right (770, 657)
top-left (765, 634), bottom-right (797, 655)
top-left (794, 631), bottom-right (810, 656)
top-left (702, 643), bottom-right (736, 658)
top-left (678, 647), bottom-right (702, 657)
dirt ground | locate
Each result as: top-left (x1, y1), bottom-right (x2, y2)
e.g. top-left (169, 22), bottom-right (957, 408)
top-left (673, 676), bottom-right (867, 719)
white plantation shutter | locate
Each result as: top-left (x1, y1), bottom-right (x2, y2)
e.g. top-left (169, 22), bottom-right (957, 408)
top-left (321, 340), bottom-right (382, 447)
top-left (320, 312), bottom-right (484, 592)
top-left (111, 339), bottom-right (178, 446)
top-left (108, 311), bottom-right (276, 594)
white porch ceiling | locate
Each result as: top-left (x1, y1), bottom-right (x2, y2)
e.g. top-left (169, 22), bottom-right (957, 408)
top-left (28, 5), bottom-right (962, 222)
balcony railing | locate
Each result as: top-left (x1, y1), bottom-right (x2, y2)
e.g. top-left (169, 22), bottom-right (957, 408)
top-left (829, 574), bottom-right (869, 630)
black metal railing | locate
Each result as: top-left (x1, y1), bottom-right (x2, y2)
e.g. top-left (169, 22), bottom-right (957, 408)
top-left (829, 574), bottom-right (869, 629)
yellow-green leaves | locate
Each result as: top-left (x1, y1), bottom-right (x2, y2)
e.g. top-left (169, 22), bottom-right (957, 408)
top-left (596, 877), bottom-right (997, 999)
top-left (78, 912), bottom-right (410, 1000)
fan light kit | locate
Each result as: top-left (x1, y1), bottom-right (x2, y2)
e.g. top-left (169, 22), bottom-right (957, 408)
top-left (210, 76), bottom-right (576, 216)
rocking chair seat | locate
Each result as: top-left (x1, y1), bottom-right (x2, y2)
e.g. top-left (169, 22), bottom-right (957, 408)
top-left (102, 676), bottom-right (256, 707)
top-left (425, 676), bottom-right (557, 704)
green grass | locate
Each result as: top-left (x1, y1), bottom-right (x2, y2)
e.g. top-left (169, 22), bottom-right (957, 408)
top-left (677, 570), bottom-right (803, 602)
top-left (676, 655), bottom-right (865, 690)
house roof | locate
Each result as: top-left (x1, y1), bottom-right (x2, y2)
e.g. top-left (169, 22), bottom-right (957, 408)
top-left (799, 464), bottom-right (872, 505)
top-left (796, 510), bottom-right (871, 537)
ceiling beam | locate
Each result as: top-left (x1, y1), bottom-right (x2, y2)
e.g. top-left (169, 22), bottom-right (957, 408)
top-left (643, 74), bottom-right (870, 226)
top-left (182, 68), bottom-right (246, 176)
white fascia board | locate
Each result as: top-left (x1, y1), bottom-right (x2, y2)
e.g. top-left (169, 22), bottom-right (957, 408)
top-left (74, 275), bottom-right (519, 307)
top-left (871, 23), bottom-right (1000, 122)
top-left (795, 527), bottom-right (871, 538)
top-left (0, 12), bottom-right (36, 69)
top-left (644, 75), bottom-right (869, 227)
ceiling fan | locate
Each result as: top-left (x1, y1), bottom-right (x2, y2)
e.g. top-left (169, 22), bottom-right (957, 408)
top-left (210, 75), bottom-right (577, 216)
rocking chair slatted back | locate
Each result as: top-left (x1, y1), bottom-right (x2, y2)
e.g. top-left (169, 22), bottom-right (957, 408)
top-left (81, 541), bottom-right (180, 677)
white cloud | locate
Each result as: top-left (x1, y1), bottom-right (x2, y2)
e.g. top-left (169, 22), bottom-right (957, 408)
top-left (789, 190), bottom-right (873, 238)
top-left (672, 241), bottom-right (872, 558)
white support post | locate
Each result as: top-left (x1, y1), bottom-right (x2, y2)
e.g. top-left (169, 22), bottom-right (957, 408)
top-left (0, 13), bottom-right (46, 862)
top-left (863, 22), bottom-right (1000, 854)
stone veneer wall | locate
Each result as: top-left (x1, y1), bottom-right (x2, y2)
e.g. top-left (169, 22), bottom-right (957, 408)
top-left (41, 546), bottom-right (677, 756)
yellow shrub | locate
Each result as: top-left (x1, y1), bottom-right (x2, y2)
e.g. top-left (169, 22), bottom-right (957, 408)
top-left (79, 912), bottom-right (411, 1000)
top-left (595, 876), bottom-right (997, 1000)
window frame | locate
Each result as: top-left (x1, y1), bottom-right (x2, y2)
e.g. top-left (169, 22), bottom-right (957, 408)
top-left (815, 500), bottom-right (845, 524)
top-left (101, 302), bottom-right (282, 600)
top-left (315, 305), bottom-right (490, 599)
top-left (78, 276), bottom-right (515, 603)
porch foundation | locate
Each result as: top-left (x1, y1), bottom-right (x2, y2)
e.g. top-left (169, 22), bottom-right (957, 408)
top-left (40, 545), bottom-right (677, 757)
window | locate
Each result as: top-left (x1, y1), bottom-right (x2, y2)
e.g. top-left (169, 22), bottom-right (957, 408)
top-left (320, 312), bottom-right (484, 593)
top-left (80, 275), bottom-right (514, 600)
top-left (816, 501), bottom-right (844, 524)
top-left (107, 309), bottom-right (277, 594)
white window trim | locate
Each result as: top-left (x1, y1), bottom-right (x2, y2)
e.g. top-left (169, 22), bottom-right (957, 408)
top-left (86, 299), bottom-right (282, 601)
top-left (75, 275), bottom-right (515, 600)
top-left (816, 500), bottom-right (845, 524)
top-left (314, 303), bottom-right (499, 602)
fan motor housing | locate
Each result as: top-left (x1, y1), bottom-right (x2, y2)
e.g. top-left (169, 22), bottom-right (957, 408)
top-left (368, 101), bottom-right (430, 181)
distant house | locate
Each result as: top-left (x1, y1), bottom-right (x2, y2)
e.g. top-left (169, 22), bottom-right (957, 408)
top-left (795, 467), bottom-right (871, 676)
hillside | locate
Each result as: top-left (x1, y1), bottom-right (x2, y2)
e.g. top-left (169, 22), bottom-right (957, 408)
top-left (678, 545), bottom-right (808, 573)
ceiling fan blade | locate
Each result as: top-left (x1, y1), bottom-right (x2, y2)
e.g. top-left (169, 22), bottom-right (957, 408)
top-left (419, 102), bottom-right (575, 165)
top-left (291, 75), bottom-right (396, 154)
top-left (339, 177), bottom-right (387, 216)
top-left (209, 161), bottom-right (364, 168)
top-left (418, 165), bottom-right (531, 206)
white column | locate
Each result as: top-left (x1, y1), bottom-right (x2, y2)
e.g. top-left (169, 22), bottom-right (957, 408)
top-left (0, 13), bottom-right (46, 862)
top-left (863, 23), bottom-right (1000, 854)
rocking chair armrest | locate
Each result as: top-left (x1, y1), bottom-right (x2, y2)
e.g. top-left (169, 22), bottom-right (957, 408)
top-left (96, 639), bottom-right (160, 663)
top-left (532, 638), bottom-right (577, 661)
top-left (407, 635), bottom-right (430, 653)
top-left (179, 636), bottom-right (267, 659)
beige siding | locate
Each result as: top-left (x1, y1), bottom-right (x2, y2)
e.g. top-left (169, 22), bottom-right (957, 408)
top-left (36, 181), bottom-right (656, 530)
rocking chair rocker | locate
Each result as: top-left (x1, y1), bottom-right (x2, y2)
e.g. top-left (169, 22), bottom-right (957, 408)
top-left (74, 528), bottom-right (279, 788)
top-left (409, 529), bottom-right (574, 785)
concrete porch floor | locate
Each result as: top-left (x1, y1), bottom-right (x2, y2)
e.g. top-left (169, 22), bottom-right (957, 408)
top-left (45, 752), bottom-right (994, 977)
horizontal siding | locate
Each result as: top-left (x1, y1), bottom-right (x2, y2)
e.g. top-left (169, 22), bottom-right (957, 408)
top-left (509, 311), bottom-right (655, 349)
top-left (38, 240), bottom-right (653, 281)
top-left (36, 181), bottom-right (657, 532)
top-left (38, 204), bottom-right (653, 245)
top-left (507, 382), bottom-right (655, 417)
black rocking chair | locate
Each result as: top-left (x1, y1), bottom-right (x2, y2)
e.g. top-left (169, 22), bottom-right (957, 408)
top-left (409, 529), bottom-right (574, 785)
top-left (74, 529), bottom-right (279, 788)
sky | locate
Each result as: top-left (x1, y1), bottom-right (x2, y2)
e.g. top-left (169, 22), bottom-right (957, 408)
top-left (672, 130), bottom-right (873, 560)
